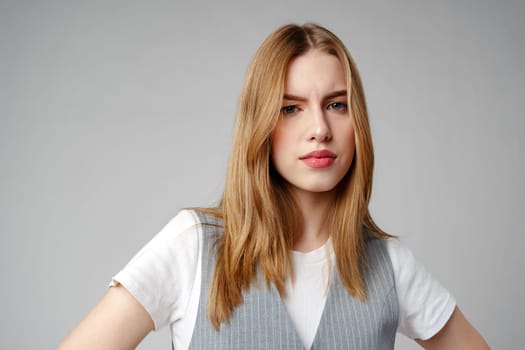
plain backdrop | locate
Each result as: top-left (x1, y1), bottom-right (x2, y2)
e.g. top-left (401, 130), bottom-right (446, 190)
top-left (1, 0), bottom-right (523, 349)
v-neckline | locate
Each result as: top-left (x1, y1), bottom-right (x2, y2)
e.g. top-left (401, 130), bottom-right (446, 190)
top-left (274, 248), bottom-right (336, 349)
top-left (274, 266), bottom-right (337, 349)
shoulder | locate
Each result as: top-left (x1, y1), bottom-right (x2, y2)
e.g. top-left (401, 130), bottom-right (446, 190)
top-left (158, 209), bottom-right (201, 239)
top-left (144, 209), bottom-right (220, 248)
top-left (112, 209), bottom-right (206, 281)
top-left (123, 209), bottom-right (203, 262)
top-left (383, 238), bottom-right (417, 273)
top-left (383, 237), bottom-right (436, 293)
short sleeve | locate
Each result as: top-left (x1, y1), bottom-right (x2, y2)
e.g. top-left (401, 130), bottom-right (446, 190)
top-left (109, 210), bottom-right (201, 331)
top-left (386, 239), bottom-right (456, 340)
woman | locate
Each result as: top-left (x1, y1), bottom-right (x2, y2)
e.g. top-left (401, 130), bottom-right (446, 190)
top-left (58, 23), bottom-right (489, 349)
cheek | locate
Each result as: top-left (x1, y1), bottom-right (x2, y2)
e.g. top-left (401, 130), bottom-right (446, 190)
top-left (337, 121), bottom-right (356, 151)
top-left (270, 124), bottom-right (297, 178)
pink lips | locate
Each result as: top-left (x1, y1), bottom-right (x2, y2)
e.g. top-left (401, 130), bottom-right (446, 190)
top-left (300, 150), bottom-right (337, 168)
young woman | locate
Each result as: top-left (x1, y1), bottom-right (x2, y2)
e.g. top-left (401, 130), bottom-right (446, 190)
top-left (58, 23), bottom-right (489, 349)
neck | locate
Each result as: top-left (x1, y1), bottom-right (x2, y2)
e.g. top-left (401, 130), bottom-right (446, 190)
top-left (291, 189), bottom-right (334, 252)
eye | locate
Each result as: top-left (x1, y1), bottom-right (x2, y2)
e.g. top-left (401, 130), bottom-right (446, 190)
top-left (281, 105), bottom-right (299, 116)
top-left (327, 102), bottom-right (348, 112)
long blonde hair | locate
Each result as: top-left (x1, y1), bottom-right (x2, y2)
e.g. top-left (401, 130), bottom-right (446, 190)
top-left (198, 23), bottom-right (391, 329)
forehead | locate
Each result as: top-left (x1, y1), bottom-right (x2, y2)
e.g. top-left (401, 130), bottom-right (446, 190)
top-left (284, 50), bottom-right (346, 95)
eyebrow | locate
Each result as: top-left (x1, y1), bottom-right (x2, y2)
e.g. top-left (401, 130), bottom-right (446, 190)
top-left (282, 90), bottom-right (348, 102)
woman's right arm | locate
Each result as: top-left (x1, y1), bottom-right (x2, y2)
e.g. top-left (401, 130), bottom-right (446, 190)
top-left (58, 210), bottom-right (201, 349)
top-left (57, 285), bottom-right (154, 350)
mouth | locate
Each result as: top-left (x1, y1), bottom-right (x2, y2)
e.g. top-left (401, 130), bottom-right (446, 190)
top-left (299, 150), bottom-right (337, 168)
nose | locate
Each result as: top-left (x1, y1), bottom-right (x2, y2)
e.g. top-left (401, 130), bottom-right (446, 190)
top-left (309, 108), bottom-right (332, 142)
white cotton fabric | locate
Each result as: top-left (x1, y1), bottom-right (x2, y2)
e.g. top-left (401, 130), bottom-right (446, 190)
top-left (283, 239), bottom-right (334, 348)
top-left (110, 210), bottom-right (456, 349)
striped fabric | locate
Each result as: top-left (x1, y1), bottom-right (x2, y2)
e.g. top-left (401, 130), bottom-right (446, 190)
top-left (189, 211), bottom-right (398, 349)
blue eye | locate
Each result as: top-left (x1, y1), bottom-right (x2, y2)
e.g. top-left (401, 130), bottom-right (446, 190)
top-left (328, 102), bottom-right (348, 112)
top-left (281, 105), bottom-right (299, 115)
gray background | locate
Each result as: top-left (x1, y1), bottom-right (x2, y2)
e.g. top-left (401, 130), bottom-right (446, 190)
top-left (1, 0), bottom-right (523, 349)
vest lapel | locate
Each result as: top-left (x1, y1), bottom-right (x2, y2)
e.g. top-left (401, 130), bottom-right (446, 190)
top-left (310, 239), bottom-right (398, 350)
top-left (189, 215), bottom-right (304, 349)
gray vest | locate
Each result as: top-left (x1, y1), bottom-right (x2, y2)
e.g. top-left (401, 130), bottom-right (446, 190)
top-left (188, 211), bottom-right (398, 349)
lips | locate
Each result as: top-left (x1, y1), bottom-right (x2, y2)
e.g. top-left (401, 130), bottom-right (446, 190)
top-left (300, 150), bottom-right (337, 168)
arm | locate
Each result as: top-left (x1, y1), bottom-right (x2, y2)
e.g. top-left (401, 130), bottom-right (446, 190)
top-left (57, 285), bottom-right (154, 350)
top-left (416, 306), bottom-right (490, 350)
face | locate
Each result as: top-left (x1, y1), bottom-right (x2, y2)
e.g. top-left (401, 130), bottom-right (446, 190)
top-left (271, 50), bottom-right (356, 198)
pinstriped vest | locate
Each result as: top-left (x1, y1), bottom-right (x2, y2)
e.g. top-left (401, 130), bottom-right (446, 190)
top-left (188, 211), bottom-right (398, 349)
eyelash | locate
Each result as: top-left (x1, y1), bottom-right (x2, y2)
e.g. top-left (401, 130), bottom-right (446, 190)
top-left (280, 102), bottom-right (348, 116)
top-left (281, 105), bottom-right (300, 115)
top-left (327, 102), bottom-right (348, 112)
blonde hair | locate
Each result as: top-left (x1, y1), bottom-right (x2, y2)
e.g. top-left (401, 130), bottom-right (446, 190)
top-left (198, 23), bottom-right (391, 329)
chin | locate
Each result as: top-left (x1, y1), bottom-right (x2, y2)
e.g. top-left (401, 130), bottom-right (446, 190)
top-left (293, 182), bottom-right (340, 194)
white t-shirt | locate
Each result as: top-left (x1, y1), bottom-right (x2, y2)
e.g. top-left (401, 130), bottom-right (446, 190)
top-left (110, 210), bottom-right (456, 349)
